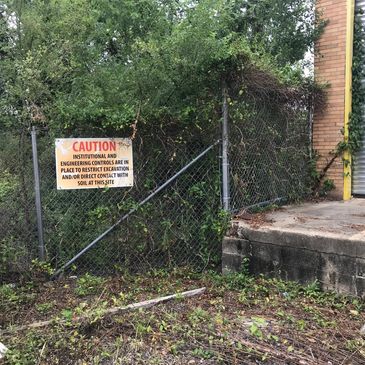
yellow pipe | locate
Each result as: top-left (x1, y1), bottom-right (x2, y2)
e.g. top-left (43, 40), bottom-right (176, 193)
top-left (343, 0), bottom-right (355, 201)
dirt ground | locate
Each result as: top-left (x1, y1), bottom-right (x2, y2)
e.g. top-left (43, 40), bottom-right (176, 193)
top-left (1, 269), bottom-right (364, 364)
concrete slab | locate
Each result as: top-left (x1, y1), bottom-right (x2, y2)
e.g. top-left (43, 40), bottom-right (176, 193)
top-left (223, 199), bottom-right (365, 297)
top-left (248, 199), bottom-right (365, 240)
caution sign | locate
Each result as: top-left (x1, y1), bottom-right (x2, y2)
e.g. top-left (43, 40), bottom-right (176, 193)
top-left (55, 138), bottom-right (133, 190)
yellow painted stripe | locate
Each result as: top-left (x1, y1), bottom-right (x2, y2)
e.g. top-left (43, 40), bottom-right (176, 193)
top-left (344, 0), bottom-right (355, 200)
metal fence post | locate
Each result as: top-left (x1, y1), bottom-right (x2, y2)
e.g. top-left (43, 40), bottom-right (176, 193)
top-left (222, 84), bottom-right (230, 211)
top-left (31, 126), bottom-right (45, 260)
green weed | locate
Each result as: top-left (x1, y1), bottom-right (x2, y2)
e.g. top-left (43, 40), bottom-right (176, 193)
top-left (75, 273), bottom-right (106, 296)
top-left (36, 301), bottom-right (54, 314)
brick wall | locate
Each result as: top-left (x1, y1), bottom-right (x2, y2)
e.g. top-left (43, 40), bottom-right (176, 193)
top-left (314, 0), bottom-right (347, 198)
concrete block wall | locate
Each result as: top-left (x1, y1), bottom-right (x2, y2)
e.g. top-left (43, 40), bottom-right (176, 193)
top-left (223, 230), bottom-right (365, 297)
top-left (314, 0), bottom-right (347, 198)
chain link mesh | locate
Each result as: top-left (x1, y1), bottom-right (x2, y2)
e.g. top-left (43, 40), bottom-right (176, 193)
top-left (0, 130), bottom-right (37, 281)
top-left (229, 101), bottom-right (311, 213)
top-left (1, 129), bottom-right (222, 280)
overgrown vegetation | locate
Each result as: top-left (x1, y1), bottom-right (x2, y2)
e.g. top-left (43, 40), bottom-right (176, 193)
top-left (0, 0), bottom-right (324, 133)
top-left (1, 269), bottom-right (364, 364)
top-left (347, 8), bottom-right (365, 177)
top-left (0, 0), bottom-right (325, 276)
top-left (346, 9), bottom-right (365, 155)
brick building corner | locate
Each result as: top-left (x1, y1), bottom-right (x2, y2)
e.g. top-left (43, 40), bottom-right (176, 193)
top-left (314, 0), bottom-right (347, 199)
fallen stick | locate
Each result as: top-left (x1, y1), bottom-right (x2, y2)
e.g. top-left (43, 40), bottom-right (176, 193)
top-left (2, 287), bottom-right (206, 334)
top-left (0, 342), bottom-right (8, 359)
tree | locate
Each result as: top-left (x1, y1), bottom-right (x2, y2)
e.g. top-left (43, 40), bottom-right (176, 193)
top-left (0, 0), bottom-right (323, 135)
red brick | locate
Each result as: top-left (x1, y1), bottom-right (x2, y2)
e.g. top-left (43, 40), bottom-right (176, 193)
top-left (314, 0), bottom-right (347, 197)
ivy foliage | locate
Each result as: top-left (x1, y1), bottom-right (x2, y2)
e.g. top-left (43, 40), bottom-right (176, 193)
top-left (348, 9), bottom-right (365, 154)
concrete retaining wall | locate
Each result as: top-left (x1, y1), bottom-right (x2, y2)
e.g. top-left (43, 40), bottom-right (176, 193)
top-left (223, 224), bottom-right (365, 297)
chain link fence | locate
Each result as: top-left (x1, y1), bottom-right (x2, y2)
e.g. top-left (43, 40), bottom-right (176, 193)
top-left (0, 130), bottom-right (37, 281)
top-left (229, 93), bottom-right (312, 213)
top-left (0, 101), bottom-right (311, 282)
top-left (42, 133), bottom-right (222, 275)
top-left (0, 129), bottom-right (224, 281)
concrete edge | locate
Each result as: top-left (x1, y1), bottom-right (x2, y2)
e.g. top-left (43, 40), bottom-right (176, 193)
top-left (230, 223), bottom-right (365, 258)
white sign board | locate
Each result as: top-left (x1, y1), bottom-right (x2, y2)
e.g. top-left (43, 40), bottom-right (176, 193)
top-left (55, 138), bottom-right (133, 190)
